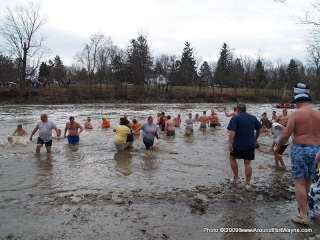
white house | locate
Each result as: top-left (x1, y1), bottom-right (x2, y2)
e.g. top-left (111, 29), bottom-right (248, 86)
top-left (145, 74), bottom-right (169, 86)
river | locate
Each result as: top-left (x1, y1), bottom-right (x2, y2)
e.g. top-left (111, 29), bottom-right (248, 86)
top-left (0, 103), bottom-right (319, 239)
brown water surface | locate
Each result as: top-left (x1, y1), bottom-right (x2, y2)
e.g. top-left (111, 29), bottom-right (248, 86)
top-left (0, 103), bottom-right (319, 239)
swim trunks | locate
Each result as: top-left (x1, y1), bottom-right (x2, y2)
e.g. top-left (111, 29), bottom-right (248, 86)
top-left (67, 135), bottom-right (80, 145)
top-left (200, 123), bottom-right (207, 128)
top-left (166, 130), bottom-right (175, 136)
top-left (230, 148), bottom-right (255, 160)
top-left (291, 144), bottom-right (320, 179)
top-left (309, 170), bottom-right (320, 215)
top-left (210, 123), bottom-right (217, 128)
top-left (37, 137), bottom-right (52, 147)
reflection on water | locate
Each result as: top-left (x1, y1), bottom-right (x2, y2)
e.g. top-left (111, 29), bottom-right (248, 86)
top-left (35, 154), bottom-right (54, 170)
top-left (114, 152), bottom-right (133, 176)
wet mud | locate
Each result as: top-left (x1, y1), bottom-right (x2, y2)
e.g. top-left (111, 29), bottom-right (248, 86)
top-left (1, 103), bottom-right (320, 239)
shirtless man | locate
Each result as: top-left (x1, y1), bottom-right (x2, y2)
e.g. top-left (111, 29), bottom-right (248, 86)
top-left (275, 83), bottom-right (320, 225)
top-left (199, 111), bottom-right (209, 131)
top-left (173, 114), bottom-right (181, 127)
top-left (208, 110), bottom-right (220, 129)
top-left (195, 114), bottom-right (200, 122)
top-left (12, 124), bottom-right (28, 136)
top-left (271, 111), bottom-right (277, 122)
top-left (64, 116), bottom-right (83, 145)
top-left (84, 117), bottom-right (93, 129)
top-left (275, 109), bottom-right (289, 126)
top-left (164, 115), bottom-right (175, 136)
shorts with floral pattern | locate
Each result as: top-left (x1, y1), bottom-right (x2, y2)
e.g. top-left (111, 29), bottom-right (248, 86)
top-left (309, 169), bottom-right (320, 215)
top-left (291, 144), bottom-right (320, 179)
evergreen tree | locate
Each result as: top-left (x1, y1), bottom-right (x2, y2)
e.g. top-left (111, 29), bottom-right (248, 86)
top-left (126, 35), bottom-right (153, 85)
top-left (0, 54), bottom-right (18, 83)
top-left (38, 62), bottom-right (50, 80)
top-left (52, 55), bottom-right (66, 83)
top-left (179, 42), bottom-right (197, 86)
top-left (286, 59), bottom-right (300, 88)
top-left (229, 58), bottom-right (244, 89)
top-left (199, 61), bottom-right (212, 87)
top-left (168, 55), bottom-right (180, 86)
top-left (214, 43), bottom-right (232, 87)
top-left (111, 51), bottom-right (128, 84)
top-left (253, 59), bottom-right (267, 90)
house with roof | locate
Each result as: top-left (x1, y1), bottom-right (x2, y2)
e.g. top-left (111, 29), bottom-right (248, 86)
top-left (145, 74), bottom-right (169, 86)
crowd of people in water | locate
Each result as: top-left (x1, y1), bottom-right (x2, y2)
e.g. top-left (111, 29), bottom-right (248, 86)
top-left (5, 82), bottom-right (320, 227)
top-left (6, 107), bottom-right (290, 155)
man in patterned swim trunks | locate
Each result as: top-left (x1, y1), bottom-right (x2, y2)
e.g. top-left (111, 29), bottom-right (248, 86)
top-left (308, 152), bottom-right (320, 221)
top-left (275, 83), bottom-right (320, 225)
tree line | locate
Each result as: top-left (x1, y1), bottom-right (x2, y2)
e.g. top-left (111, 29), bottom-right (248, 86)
top-left (1, 1), bottom-right (320, 102)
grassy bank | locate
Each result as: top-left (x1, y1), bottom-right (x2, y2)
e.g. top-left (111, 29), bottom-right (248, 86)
top-left (0, 85), bottom-right (294, 104)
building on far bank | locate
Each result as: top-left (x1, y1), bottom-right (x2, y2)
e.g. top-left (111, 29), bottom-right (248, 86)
top-left (144, 74), bottom-right (169, 86)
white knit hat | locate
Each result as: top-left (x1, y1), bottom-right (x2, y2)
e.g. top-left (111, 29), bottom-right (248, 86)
top-left (292, 83), bottom-right (311, 103)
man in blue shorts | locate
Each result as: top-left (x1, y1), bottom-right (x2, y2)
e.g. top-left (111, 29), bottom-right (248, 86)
top-left (64, 116), bottom-right (84, 145)
top-left (227, 103), bottom-right (262, 189)
top-left (275, 83), bottom-right (320, 225)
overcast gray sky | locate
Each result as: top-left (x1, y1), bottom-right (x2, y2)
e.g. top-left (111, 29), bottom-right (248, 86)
top-left (0, 0), bottom-right (315, 66)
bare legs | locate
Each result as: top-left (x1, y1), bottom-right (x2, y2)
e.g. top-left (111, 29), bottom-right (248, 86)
top-left (229, 156), bottom-right (252, 184)
top-left (294, 178), bottom-right (312, 217)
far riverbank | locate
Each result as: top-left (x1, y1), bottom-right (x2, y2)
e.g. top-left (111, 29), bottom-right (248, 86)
top-left (0, 85), bottom-right (300, 105)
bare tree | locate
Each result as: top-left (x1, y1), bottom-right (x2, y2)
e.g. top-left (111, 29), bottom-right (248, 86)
top-left (96, 37), bottom-right (115, 90)
top-left (75, 32), bottom-right (109, 90)
top-left (0, 2), bottom-right (50, 89)
top-left (296, 1), bottom-right (320, 26)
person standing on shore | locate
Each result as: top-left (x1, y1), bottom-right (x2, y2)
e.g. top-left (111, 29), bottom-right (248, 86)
top-left (264, 120), bottom-right (291, 170)
top-left (275, 83), bottom-right (320, 225)
top-left (227, 103), bottom-right (262, 189)
top-left (29, 114), bottom-right (59, 153)
top-left (64, 116), bottom-right (83, 145)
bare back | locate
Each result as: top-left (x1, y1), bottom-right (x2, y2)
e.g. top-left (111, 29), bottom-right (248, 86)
top-left (288, 105), bottom-right (320, 144)
top-left (199, 114), bottom-right (209, 123)
top-left (165, 120), bottom-right (175, 131)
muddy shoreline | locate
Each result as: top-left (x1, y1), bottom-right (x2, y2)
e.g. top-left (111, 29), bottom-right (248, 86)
top-left (1, 170), bottom-right (319, 239)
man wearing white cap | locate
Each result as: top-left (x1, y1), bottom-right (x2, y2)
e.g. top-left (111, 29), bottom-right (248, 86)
top-left (275, 83), bottom-right (320, 225)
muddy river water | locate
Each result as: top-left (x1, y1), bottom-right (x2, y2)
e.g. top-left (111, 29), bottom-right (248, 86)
top-left (0, 103), bottom-right (320, 239)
